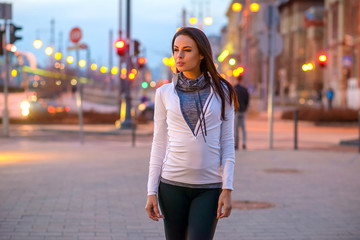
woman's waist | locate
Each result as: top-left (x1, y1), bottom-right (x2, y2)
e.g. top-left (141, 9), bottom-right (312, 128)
top-left (160, 177), bottom-right (222, 189)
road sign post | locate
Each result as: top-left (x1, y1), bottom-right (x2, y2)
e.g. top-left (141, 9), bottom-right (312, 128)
top-left (70, 27), bottom-right (84, 144)
top-left (258, 3), bottom-right (283, 149)
top-left (0, 4), bottom-right (11, 137)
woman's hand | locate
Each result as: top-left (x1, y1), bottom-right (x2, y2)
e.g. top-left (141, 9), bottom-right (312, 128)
top-left (145, 195), bottom-right (164, 221)
top-left (217, 189), bottom-right (232, 219)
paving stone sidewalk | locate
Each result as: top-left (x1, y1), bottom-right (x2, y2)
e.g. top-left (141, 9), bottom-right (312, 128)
top-left (0, 139), bottom-right (360, 240)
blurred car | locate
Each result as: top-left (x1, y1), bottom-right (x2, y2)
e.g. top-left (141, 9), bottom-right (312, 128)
top-left (20, 98), bottom-right (70, 117)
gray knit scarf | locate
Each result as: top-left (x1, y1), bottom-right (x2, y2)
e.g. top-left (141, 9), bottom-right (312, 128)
top-left (175, 72), bottom-right (210, 141)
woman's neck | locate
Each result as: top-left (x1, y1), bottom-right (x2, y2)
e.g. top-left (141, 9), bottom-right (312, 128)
top-left (182, 70), bottom-right (202, 80)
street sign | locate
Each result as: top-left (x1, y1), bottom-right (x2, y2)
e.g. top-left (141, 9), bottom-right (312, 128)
top-left (70, 27), bottom-right (82, 43)
top-left (342, 56), bottom-right (352, 68)
top-left (0, 3), bottom-right (11, 20)
top-left (67, 43), bottom-right (88, 51)
top-left (259, 31), bottom-right (283, 57)
top-left (263, 4), bottom-right (280, 28)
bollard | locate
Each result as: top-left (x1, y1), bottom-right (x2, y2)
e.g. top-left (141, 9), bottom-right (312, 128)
top-left (132, 121), bottom-right (136, 148)
top-left (358, 111), bottom-right (360, 153)
top-left (294, 109), bottom-right (298, 150)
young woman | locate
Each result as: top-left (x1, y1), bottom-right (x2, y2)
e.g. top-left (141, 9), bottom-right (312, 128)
top-left (145, 27), bottom-right (238, 240)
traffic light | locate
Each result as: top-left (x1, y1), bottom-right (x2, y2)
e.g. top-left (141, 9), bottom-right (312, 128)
top-left (134, 40), bottom-right (140, 57)
top-left (141, 81), bottom-right (149, 89)
top-left (10, 23), bottom-right (22, 44)
top-left (115, 39), bottom-right (127, 56)
top-left (137, 57), bottom-right (147, 69)
top-left (318, 54), bottom-right (327, 68)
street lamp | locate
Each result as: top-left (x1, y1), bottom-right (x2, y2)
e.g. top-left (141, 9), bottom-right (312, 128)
top-left (66, 56), bottom-right (74, 64)
top-left (232, 3), bottom-right (242, 12)
top-left (111, 66), bottom-right (119, 75)
top-left (54, 52), bottom-right (62, 60)
top-left (204, 17), bottom-right (213, 25)
top-left (100, 66), bottom-right (107, 73)
top-left (45, 47), bottom-right (53, 55)
top-left (91, 63), bottom-right (97, 70)
top-left (33, 39), bottom-right (42, 49)
top-left (189, 17), bottom-right (198, 25)
top-left (249, 3), bottom-right (260, 12)
top-left (78, 60), bottom-right (86, 67)
top-left (229, 58), bottom-right (236, 66)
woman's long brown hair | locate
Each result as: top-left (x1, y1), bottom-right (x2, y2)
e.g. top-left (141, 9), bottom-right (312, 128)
top-left (171, 27), bottom-right (239, 120)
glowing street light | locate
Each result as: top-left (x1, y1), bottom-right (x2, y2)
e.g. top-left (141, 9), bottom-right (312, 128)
top-left (66, 56), bottom-right (74, 64)
top-left (54, 52), bottom-right (62, 60)
top-left (33, 40), bottom-right (42, 49)
top-left (150, 81), bottom-right (156, 88)
top-left (307, 63), bottom-right (314, 70)
top-left (91, 63), bottom-right (97, 71)
top-left (163, 57), bottom-right (170, 66)
top-left (78, 60), bottom-right (86, 67)
top-left (229, 58), bottom-right (236, 66)
top-left (232, 3), bottom-right (242, 12)
top-left (100, 66), bottom-right (107, 73)
top-left (111, 66), bottom-right (119, 75)
top-left (204, 17), bottom-right (213, 25)
top-left (189, 17), bottom-right (198, 25)
top-left (11, 69), bottom-right (17, 77)
top-left (168, 57), bottom-right (175, 66)
top-left (250, 3), bottom-right (260, 12)
top-left (45, 47), bottom-right (53, 55)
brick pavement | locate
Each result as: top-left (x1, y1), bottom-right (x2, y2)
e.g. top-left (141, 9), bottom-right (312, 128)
top-left (0, 134), bottom-right (360, 239)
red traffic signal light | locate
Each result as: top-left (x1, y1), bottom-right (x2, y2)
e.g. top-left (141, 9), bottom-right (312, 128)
top-left (318, 54), bottom-right (327, 67)
top-left (137, 57), bottom-right (147, 68)
top-left (115, 39), bottom-right (127, 56)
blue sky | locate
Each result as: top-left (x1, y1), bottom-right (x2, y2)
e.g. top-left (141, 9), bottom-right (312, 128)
top-left (9, 0), bottom-right (230, 76)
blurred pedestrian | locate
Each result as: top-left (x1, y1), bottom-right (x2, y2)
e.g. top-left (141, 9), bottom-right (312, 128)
top-left (234, 76), bottom-right (249, 150)
top-left (145, 27), bottom-right (238, 240)
top-left (327, 87), bottom-right (334, 109)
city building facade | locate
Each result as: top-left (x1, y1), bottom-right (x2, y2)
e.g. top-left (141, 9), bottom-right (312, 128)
top-left (324, 0), bottom-right (360, 108)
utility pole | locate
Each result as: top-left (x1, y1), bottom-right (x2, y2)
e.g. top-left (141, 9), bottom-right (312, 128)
top-left (198, 0), bottom-right (204, 31)
top-left (2, 21), bottom-right (9, 137)
top-left (50, 19), bottom-right (55, 67)
top-left (268, 4), bottom-right (276, 150)
top-left (182, 8), bottom-right (187, 27)
top-left (243, 0), bottom-right (251, 86)
top-left (121, 0), bottom-right (132, 129)
top-left (117, 0), bottom-right (124, 124)
top-left (358, 1), bottom-right (360, 92)
top-left (109, 29), bottom-right (113, 90)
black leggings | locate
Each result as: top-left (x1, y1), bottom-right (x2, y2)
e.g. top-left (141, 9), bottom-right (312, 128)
top-left (158, 181), bottom-right (221, 240)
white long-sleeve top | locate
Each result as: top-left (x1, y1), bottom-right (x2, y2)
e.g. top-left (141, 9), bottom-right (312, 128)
top-left (147, 76), bottom-right (235, 195)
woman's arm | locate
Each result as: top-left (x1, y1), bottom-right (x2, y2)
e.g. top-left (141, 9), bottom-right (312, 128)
top-left (218, 98), bottom-right (235, 218)
top-left (220, 99), bottom-right (235, 190)
top-left (147, 88), bottom-right (168, 195)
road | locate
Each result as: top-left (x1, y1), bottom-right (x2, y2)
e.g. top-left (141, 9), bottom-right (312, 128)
top-left (0, 116), bottom-right (359, 240)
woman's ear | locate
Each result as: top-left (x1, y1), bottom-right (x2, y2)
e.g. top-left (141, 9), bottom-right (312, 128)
top-left (200, 55), bottom-right (204, 60)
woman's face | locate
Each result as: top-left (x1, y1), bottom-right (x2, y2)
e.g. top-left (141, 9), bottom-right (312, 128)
top-left (173, 34), bottom-right (204, 78)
